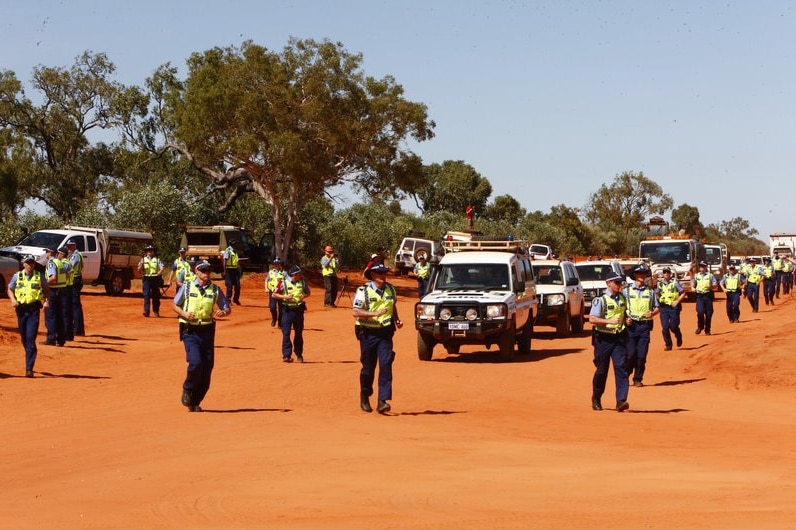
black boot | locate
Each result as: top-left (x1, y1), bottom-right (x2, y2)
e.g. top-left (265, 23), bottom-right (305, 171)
top-left (360, 394), bottom-right (372, 413)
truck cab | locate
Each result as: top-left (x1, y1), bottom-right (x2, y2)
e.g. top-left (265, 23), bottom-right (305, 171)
top-left (414, 239), bottom-right (537, 362)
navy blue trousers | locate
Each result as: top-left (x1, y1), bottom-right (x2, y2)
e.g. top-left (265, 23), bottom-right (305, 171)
top-left (763, 278), bottom-right (775, 304)
top-left (225, 269), bottom-right (241, 304)
top-left (592, 331), bottom-right (629, 403)
top-left (626, 319), bottom-right (653, 383)
top-left (725, 291), bottom-right (741, 322)
top-left (658, 305), bottom-right (682, 349)
top-left (182, 324), bottom-right (216, 407)
top-left (72, 276), bottom-right (85, 335)
top-left (142, 276), bottom-right (161, 315)
top-left (746, 282), bottom-right (760, 311)
top-left (45, 288), bottom-right (67, 345)
top-left (359, 330), bottom-right (395, 401)
top-left (695, 294), bottom-right (713, 332)
top-left (16, 305), bottom-right (41, 371)
top-left (280, 306), bottom-right (305, 360)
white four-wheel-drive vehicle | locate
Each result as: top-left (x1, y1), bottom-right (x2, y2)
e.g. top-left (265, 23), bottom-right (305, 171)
top-left (575, 259), bottom-right (625, 314)
top-left (414, 239), bottom-right (537, 362)
top-left (531, 259), bottom-right (585, 337)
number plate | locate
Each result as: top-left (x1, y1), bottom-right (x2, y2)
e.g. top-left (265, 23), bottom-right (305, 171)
top-left (448, 322), bottom-right (470, 330)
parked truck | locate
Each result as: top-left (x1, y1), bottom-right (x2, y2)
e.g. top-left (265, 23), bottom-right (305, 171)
top-left (769, 233), bottom-right (796, 258)
top-left (0, 225), bottom-right (153, 295)
top-left (179, 225), bottom-right (274, 273)
top-left (639, 217), bottom-right (706, 296)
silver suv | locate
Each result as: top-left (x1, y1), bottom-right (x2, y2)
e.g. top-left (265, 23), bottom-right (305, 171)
top-left (414, 239), bottom-right (537, 362)
top-left (531, 259), bottom-right (585, 337)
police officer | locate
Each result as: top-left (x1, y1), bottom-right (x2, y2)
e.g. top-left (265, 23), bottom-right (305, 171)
top-left (693, 261), bottom-right (717, 335)
top-left (783, 257), bottom-right (793, 295)
top-left (221, 239), bottom-right (241, 305)
top-left (720, 264), bottom-right (743, 323)
top-left (265, 258), bottom-right (285, 327)
top-left (353, 263), bottom-right (403, 414)
top-left (173, 260), bottom-right (231, 412)
top-left (656, 267), bottom-right (685, 351)
top-left (413, 254), bottom-right (430, 298)
top-left (274, 265), bottom-right (310, 362)
top-left (624, 265), bottom-right (659, 387)
top-left (177, 257), bottom-right (198, 286)
top-left (66, 240), bottom-right (85, 336)
top-left (761, 256), bottom-right (776, 305)
top-left (741, 257), bottom-right (763, 312)
top-left (8, 255), bottom-right (50, 377)
top-left (772, 253), bottom-right (784, 298)
top-left (171, 247), bottom-right (191, 289)
top-left (59, 246), bottom-right (75, 342)
top-left (589, 272), bottom-right (630, 412)
top-left (138, 244), bottom-right (164, 317)
top-left (43, 247), bottom-right (71, 346)
top-left (321, 245), bottom-right (339, 307)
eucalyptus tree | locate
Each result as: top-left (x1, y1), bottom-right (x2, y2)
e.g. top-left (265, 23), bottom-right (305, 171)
top-left (0, 51), bottom-right (122, 221)
top-left (133, 38), bottom-right (434, 261)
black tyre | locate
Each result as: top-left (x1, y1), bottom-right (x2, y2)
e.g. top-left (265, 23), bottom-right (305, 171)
top-left (498, 323), bottom-right (516, 362)
top-left (517, 316), bottom-right (533, 353)
top-left (417, 332), bottom-right (436, 361)
top-left (556, 310), bottom-right (571, 338)
top-left (571, 304), bottom-right (585, 333)
top-left (444, 344), bottom-right (460, 355)
top-left (105, 272), bottom-right (124, 296)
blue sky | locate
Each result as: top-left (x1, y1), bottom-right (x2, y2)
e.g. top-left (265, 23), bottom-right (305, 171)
top-left (2, 1), bottom-right (794, 240)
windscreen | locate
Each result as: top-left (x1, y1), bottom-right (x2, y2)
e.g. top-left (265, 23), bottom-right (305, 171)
top-left (705, 247), bottom-right (722, 264)
top-left (576, 264), bottom-right (613, 282)
top-left (435, 264), bottom-right (509, 290)
top-left (640, 241), bottom-right (691, 264)
top-left (532, 264), bottom-right (564, 285)
top-left (16, 232), bottom-right (64, 249)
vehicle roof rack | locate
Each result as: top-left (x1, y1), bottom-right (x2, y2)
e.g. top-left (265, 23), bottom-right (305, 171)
top-left (442, 239), bottom-right (530, 253)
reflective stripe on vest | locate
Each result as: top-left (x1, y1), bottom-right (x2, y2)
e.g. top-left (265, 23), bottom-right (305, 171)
top-left (657, 280), bottom-right (679, 305)
top-left (626, 287), bottom-right (653, 320)
top-left (321, 257), bottom-right (338, 276)
top-left (225, 247), bottom-right (239, 268)
top-left (50, 258), bottom-right (68, 288)
top-left (266, 269), bottom-right (285, 291)
top-left (724, 275), bottom-right (740, 291)
top-left (594, 294), bottom-right (626, 334)
top-left (15, 270), bottom-right (45, 304)
top-left (281, 279), bottom-right (307, 307)
top-left (178, 281), bottom-right (219, 325)
top-left (745, 266), bottom-right (762, 283)
top-left (70, 251), bottom-right (84, 277)
top-left (143, 256), bottom-right (160, 276)
top-left (763, 265), bottom-right (774, 279)
top-left (415, 263), bottom-right (430, 279)
top-left (357, 284), bottom-right (397, 329)
top-left (694, 272), bottom-right (713, 294)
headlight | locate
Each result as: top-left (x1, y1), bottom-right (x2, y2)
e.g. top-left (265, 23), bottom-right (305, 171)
top-left (416, 304), bottom-right (436, 320)
top-left (440, 308), bottom-right (452, 320)
top-left (465, 308), bottom-right (478, 320)
top-left (546, 294), bottom-right (565, 306)
top-left (485, 304), bottom-right (507, 319)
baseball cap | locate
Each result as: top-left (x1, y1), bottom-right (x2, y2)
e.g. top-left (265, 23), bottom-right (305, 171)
top-left (661, 267), bottom-right (672, 273)
top-left (22, 254), bottom-right (36, 263)
top-left (195, 260), bottom-right (212, 272)
top-left (632, 264), bottom-right (650, 276)
top-left (605, 272), bottom-right (624, 284)
top-left (288, 264), bottom-right (303, 276)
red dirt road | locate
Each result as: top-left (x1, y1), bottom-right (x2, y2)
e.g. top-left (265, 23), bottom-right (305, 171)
top-left (1, 273), bottom-right (795, 529)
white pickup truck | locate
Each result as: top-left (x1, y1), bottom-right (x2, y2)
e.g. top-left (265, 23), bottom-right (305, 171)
top-left (0, 225), bottom-right (153, 295)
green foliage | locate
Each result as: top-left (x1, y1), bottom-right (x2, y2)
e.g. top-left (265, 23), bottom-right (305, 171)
top-left (583, 171), bottom-right (673, 230)
top-left (671, 203), bottom-right (703, 236)
top-left (483, 194), bottom-right (526, 225)
top-left (0, 209), bottom-right (61, 247)
top-left (145, 38), bottom-right (435, 261)
top-left (415, 160), bottom-right (492, 215)
top-left (0, 52), bottom-right (125, 221)
top-left (112, 182), bottom-right (192, 257)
